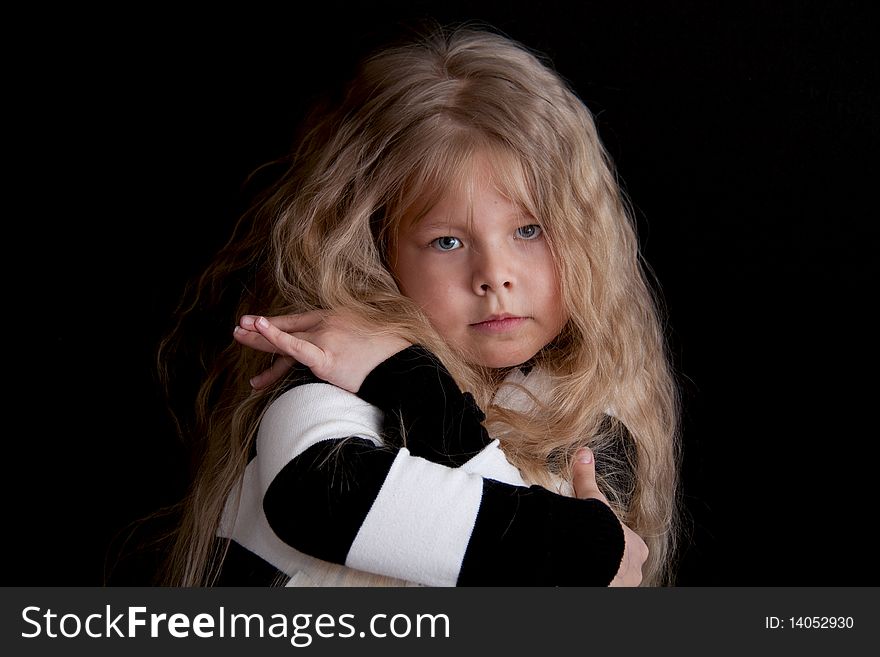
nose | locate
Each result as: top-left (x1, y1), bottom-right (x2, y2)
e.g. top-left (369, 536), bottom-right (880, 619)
top-left (472, 248), bottom-right (514, 295)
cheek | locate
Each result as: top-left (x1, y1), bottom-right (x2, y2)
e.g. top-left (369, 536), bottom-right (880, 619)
top-left (526, 251), bottom-right (563, 303)
top-left (396, 263), bottom-right (461, 322)
top-left (417, 281), bottom-right (459, 320)
top-left (391, 252), bottom-right (423, 299)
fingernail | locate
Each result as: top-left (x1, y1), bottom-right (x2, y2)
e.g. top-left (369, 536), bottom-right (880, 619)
top-left (233, 326), bottom-right (243, 334)
top-left (577, 448), bottom-right (593, 464)
top-left (240, 315), bottom-right (256, 329)
top-left (249, 377), bottom-right (258, 389)
top-left (256, 317), bottom-right (269, 329)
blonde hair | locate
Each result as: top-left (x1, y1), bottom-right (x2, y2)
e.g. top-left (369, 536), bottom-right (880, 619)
top-left (158, 24), bottom-right (681, 586)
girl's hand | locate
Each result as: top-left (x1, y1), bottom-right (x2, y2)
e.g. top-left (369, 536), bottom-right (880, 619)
top-left (232, 312), bottom-right (411, 393)
top-left (572, 448), bottom-right (649, 587)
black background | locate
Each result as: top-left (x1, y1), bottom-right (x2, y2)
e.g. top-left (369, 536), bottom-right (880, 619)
top-left (11, 0), bottom-right (877, 586)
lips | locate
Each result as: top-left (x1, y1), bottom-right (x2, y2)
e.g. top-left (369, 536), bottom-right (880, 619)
top-left (470, 314), bottom-right (527, 333)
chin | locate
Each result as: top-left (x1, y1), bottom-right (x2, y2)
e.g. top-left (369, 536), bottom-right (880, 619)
top-left (472, 347), bottom-right (539, 369)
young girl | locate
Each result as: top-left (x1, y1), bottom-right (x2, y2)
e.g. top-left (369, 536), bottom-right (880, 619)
top-left (158, 25), bottom-right (680, 587)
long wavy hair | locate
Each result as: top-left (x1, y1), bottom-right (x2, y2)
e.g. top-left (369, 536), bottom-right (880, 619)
top-left (157, 24), bottom-right (681, 586)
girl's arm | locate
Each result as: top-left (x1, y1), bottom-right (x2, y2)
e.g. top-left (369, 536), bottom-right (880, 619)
top-left (236, 315), bottom-right (628, 586)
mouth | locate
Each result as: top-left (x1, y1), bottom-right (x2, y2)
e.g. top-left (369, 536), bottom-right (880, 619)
top-left (470, 314), bottom-right (528, 333)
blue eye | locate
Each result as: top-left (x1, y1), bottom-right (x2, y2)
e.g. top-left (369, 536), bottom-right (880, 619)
top-left (430, 236), bottom-right (462, 251)
top-left (516, 224), bottom-right (542, 240)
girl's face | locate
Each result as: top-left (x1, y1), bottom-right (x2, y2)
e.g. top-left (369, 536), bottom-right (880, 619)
top-left (391, 154), bottom-right (568, 368)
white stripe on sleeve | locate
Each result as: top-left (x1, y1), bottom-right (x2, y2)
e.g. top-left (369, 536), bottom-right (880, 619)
top-left (345, 448), bottom-right (483, 587)
top-left (256, 383), bottom-right (384, 486)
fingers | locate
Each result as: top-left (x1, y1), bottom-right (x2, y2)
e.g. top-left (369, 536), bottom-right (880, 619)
top-left (233, 325), bottom-right (279, 353)
top-left (234, 313), bottom-right (328, 389)
top-left (572, 448), bottom-right (610, 505)
top-left (249, 355), bottom-right (296, 390)
top-left (240, 312), bottom-right (324, 333)
top-left (251, 316), bottom-right (326, 371)
top-left (234, 311), bottom-right (326, 353)
top-left (572, 448), bottom-right (646, 587)
top-left (232, 326), bottom-right (296, 388)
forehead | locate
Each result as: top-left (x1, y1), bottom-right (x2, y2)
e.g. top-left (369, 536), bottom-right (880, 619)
top-left (402, 148), bottom-right (534, 229)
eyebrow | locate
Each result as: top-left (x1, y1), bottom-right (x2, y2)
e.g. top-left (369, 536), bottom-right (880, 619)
top-left (415, 211), bottom-right (536, 233)
top-left (417, 219), bottom-right (469, 232)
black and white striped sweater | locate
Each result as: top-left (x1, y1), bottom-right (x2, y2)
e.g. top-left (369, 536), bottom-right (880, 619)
top-left (216, 345), bottom-right (625, 586)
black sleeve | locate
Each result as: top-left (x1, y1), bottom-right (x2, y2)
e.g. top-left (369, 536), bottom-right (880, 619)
top-left (458, 480), bottom-right (625, 585)
top-left (355, 345), bottom-right (492, 466)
